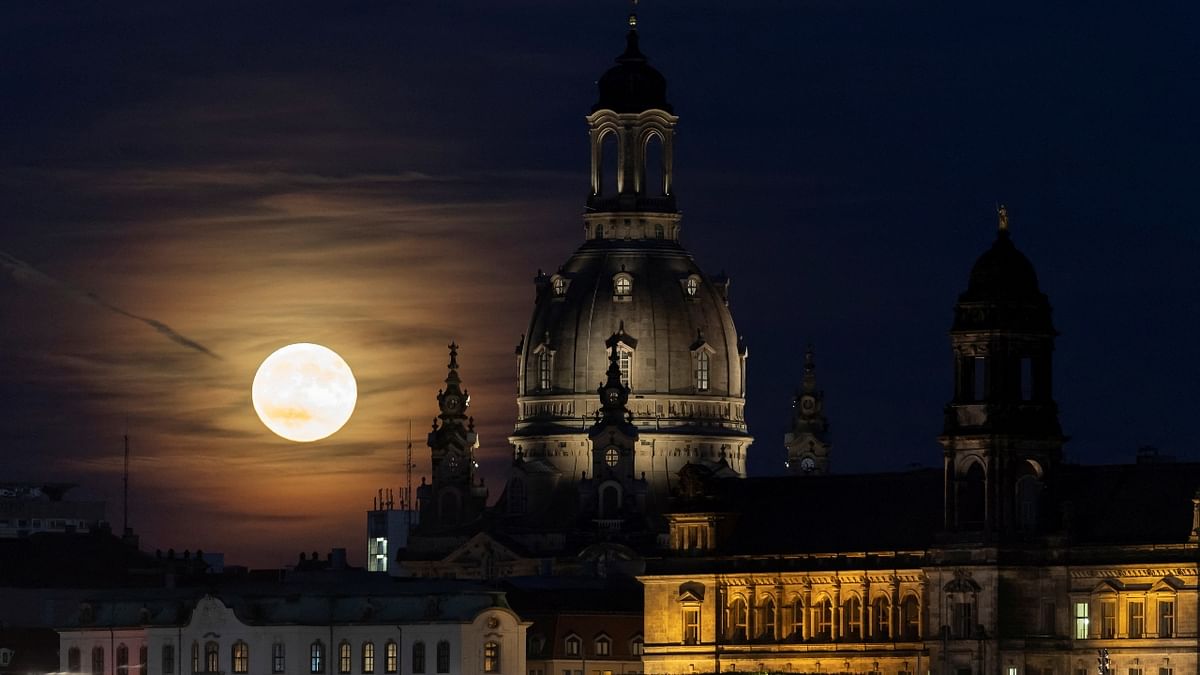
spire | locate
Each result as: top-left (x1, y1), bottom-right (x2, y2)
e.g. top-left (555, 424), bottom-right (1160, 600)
top-left (628, 0), bottom-right (638, 31)
top-left (997, 203), bottom-right (1010, 235)
top-left (802, 344), bottom-right (817, 394)
top-left (437, 342), bottom-right (469, 420)
top-left (598, 342), bottom-right (631, 419)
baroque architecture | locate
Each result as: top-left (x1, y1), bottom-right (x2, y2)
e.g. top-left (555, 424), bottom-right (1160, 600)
top-left (784, 348), bottom-right (831, 476)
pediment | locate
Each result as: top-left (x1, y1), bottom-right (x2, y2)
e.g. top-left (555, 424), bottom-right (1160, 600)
top-left (443, 532), bottom-right (525, 565)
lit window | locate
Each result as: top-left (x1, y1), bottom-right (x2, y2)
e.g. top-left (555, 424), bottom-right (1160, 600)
top-left (685, 277), bottom-right (699, 296)
top-left (1074, 601), bottom-right (1089, 639)
top-left (564, 636), bottom-right (581, 657)
top-left (594, 636), bottom-right (611, 656)
top-left (630, 637), bottom-right (643, 656)
top-left (843, 596), bottom-right (861, 640)
top-left (696, 351), bottom-right (710, 391)
top-left (728, 598), bottom-right (749, 640)
top-left (792, 599), bottom-right (807, 639)
top-left (311, 641), bottom-right (325, 674)
top-left (435, 641), bottom-right (450, 674)
top-left (816, 599), bottom-right (833, 639)
top-left (191, 642), bottom-right (199, 674)
top-left (384, 641), bottom-right (397, 674)
top-left (553, 277), bottom-right (567, 296)
top-left (538, 351), bottom-right (552, 390)
top-left (483, 642), bottom-right (500, 673)
top-left (412, 642), bottom-right (425, 674)
top-left (273, 643), bottom-right (286, 674)
top-left (873, 597), bottom-right (889, 639)
top-left (232, 642), bottom-right (249, 674)
top-left (617, 347), bottom-right (632, 388)
top-left (362, 642), bottom-right (375, 674)
top-left (614, 274), bottom-right (632, 297)
top-left (605, 447), bottom-right (619, 467)
top-left (205, 642), bottom-right (219, 673)
top-left (1100, 599), bottom-right (1116, 638)
top-left (339, 641), bottom-right (351, 674)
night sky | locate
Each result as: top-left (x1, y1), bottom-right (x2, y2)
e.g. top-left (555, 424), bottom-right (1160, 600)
top-left (2, 1), bottom-right (1198, 568)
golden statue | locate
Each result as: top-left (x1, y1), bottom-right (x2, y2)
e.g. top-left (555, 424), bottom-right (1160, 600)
top-left (997, 204), bottom-right (1009, 232)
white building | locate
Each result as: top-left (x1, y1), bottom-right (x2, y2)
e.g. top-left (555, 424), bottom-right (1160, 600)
top-left (57, 583), bottom-right (527, 675)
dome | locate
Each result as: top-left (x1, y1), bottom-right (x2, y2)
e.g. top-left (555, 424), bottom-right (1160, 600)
top-left (960, 230), bottom-right (1042, 302)
top-left (593, 31), bottom-right (673, 114)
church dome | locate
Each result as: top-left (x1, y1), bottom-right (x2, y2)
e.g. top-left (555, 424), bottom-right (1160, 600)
top-left (961, 230), bottom-right (1042, 303)
top-left (593, 30), bottom-right (672, 114)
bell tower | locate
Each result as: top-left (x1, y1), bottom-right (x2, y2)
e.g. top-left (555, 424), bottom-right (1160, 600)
top-left (785, 346), bottom-right (832, 475)
top-left (579, 342), bottom-right (648, 526)
top-left (418, 343), bottom-right (487, 531)
top-left (939, 207), bottom-right (1064, 538)
top-left (584, 7), bottom-right (681, 242)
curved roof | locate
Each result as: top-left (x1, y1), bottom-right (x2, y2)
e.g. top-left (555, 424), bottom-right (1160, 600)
top-left (593, 30), bottom-right (672, 114)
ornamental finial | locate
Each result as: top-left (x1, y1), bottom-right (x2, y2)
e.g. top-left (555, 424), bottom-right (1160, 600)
top-left (628, 0), bottom-right (638, 30)
top-left (997, 204), bottom-right (1009, 233)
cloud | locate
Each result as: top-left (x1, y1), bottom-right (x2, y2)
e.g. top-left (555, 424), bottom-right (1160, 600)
top-left (0, 249), bottom-right (220, 359)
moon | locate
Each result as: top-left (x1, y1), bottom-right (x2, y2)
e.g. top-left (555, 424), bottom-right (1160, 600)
top-left (252, 343), bottom-right (357, 442)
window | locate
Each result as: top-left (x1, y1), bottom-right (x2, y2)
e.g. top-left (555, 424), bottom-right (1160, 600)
top-left (311, 641), bottom-right (326, 674)
top-left (901, 595), bottom-right (920, 640)
top-left (538, 351), bottom-right (552, 390)
top-left (273, 643), bottom-right (286, 674)
top-left (614, 274), bottom-right (632, 298)
top-left (685, 277), bottom-right (699, 297)
top-left (1040, 601), bottom-right (1056, 636)
top-left (873, 597), bottom-right (890, 639)
top-left (683, 608), bottom-right (700, 645)
top-left (92, 647), bottom-right (105, 675)
top-left (728, 598), bottom-right (749, 640)
top-left (617, 347), bottom-right (632, 388)
top-left (696, 351), bottom-right (710, 391)
top-left (384, 641), bottom-right (397, 674)
top-left (412, 642), bottom-right (425, 674)
top-left (339, 641), bottom-right (352, 674)
top-left (362, 642), bottom-right (375, 674)
top-left (1100, 599), bottom-right (1116, 638)
top-left (605, 447), bottom-right (619, 467)
top-left (139, 646), bottom-right (148, 675)
top-left (953, 600), bottom-right (973, 638)
top-left (483, 642), bottom-right (500, 673)
top-left (761, 597), bottom-right (778, 640)
top-left (791, 599), bottom-right (806, 639)
top-left (1074, 601), bottom-right (1089, 639)
top-left (973, 356), bottom-right (987, 400)
top-left (205, 642), bottom-right (219, 673)
top-left (630, 637), bottom-right (643, 656)
top-left (564, 635), bottom-right (581, 657)
top-left (655, 224), bottom-right (664, 239)
top-left (191, 642), bottom-right (200, 674)
top-left (594, 636), bottom-right (611, 656)
top-left (596, 224), bottom-right (604, 239)
top-left (1158, 599), bottom-right (1175, 637)
top-left (435, 641), bottom-right (449, 674)
top-left (1128, 669), bottom-right (1143, 675)
top-left (1020, 356), bottom-right (1034, 400)
top-left (232, 642), bottom-right (249, 674)
top-left (1006, 668), bottom-right (1018, 675)
top-left (844, 596), bottom-right (862, 640)
top-left (1128, 600), bottom-right (1145, 638)
top-left (117, 644), bottom-right (129, 674)
top-left (68, 647), bottom-right (81, 672)
top-left (816, 599), bottom-right (834, 639)
top-left (553, 277), bottom-right (567, 296)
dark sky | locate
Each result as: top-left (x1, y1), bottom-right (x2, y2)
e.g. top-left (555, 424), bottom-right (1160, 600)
top-left (2, 1), bottom-right (1198, 568)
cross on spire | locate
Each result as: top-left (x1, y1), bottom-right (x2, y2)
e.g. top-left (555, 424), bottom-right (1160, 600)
top-left (628, 0), bottom-right (638, 30)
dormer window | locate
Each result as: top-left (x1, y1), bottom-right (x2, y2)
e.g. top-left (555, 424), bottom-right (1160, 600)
top-left (534, 346), bottom-right (554, 391)
top-left (564, 635), bottom-right (581, 657)
top-left (613, 272), bottom-right (633, 302)
top-left (593, 635), bottom-right (611, 657)
top-left (551, 276), bottom-right (569, 297)
top-left (617, 344), bottom-right (633, 388)
top-left (683, 275), bottom-right (701, 298)
top-left (696, 351), bottom-right (710, 391)
top-left (691, 342), bottom-right (715, 392)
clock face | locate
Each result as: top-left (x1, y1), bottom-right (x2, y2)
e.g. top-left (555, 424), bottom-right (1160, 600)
top-left (800, 457), bottom-right (816, 472)
top-left (800, 395), bottom-right (816, 413)
top-left (445, 394), bottom-right (461, 411)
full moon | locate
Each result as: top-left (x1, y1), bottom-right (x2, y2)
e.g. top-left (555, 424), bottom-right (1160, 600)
top-left (252, 343), bottom-right (358, 442)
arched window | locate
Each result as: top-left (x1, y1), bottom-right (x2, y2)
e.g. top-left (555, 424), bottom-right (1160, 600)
top-left (959, 460), bottom-right (986, 529)
top-left (604, 447), bottom-right (619, 467)
top-left (594, 635), bottom-right (611, 656)
top-left (435, 641), bottom-right (450, 674)
top-left (204, 642), bottom-right (219, 673)
top-left (613, 273), bottom-right (633, 298)
top-left (310, 641), bottom-right (326, 674)
top-left (790, 598), bottom-right (805, 640)
top-left (616, 345), bottom-right (633, 388)
top-left (1016, 461), bottom-right (1042, 532)
top-left (139, 645), bottom-right (148, 675)
top-left (901, 595), bottom-right (921, 640)
top-left (564, 635), bottom-right (581, 657)
top-left (117, 644), bottom-right (129, 674)
top-left (599, 131), bottom-right (619, 196)
top-left (68, 647), bottom-right (81, 672)
top-left (338, 641), bottom-right (351, 674)
top-left (191, 642), bottom-right (199, 674)
top-left (272, 643), bottom-right (285, 673)
top-left (728, 597), bottom-right (749, 640)
top-left (483, 642), bottom-right (500, 673)
top-left (873, 596), bottom-right (891, 640)
top-left (696, 351), bottom-right (710, 391)
top-left (538, 351), bottom-right (552, 390)
top-left (411, 642), bottom-right (425, 674)
top-left (815, 598), bottom-right (834, 640)
top-left (92, 646), bottom-right (105, 675)
top-left (596, 223), bottom-right (605, 239)
top-left (643, 132), bottom-right (665, 196)
top-left (232, 642), bottom-right (249, 674)
top-left (685, 276), bottom-right (700, 297)
top-left (844, 596), bottom-right (863, 640)
top-left (760, 597), bottom-right (778, 640)
top-left (384, 641), bottom-right (398, 674)
top-left (552, 276), bottom-right (567, 296)
top-left (362, 641), bottom-right (375, 674)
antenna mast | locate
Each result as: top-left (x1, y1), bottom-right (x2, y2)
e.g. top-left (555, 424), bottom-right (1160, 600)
top-left (405, 419), bottom-right (413, 510)
top-left (122, 430), bottom-right (130, 535)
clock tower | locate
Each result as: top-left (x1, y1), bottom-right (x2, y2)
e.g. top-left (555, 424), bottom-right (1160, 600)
top-left (578, 341), bottom-right (648, 527)
top-left (784, 346), bottom-right (831, 475)
top-left (417, 342), bottom-right (487, 532)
